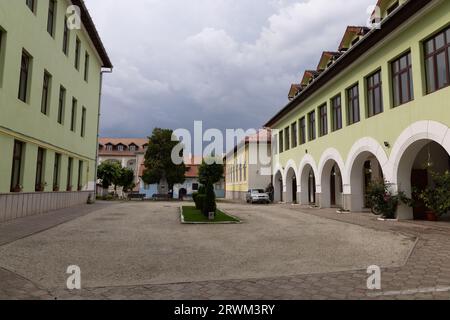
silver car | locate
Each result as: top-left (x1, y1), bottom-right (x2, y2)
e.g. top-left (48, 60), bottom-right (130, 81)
top-left (246, 189), bottom-right (270, 204)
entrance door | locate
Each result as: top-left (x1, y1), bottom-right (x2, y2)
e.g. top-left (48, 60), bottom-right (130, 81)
top-left (308, 172), bottom-right (316, 204)
top-left (363, 160), bottom-right (372, 208)
top-left (292, 178), bottom-right (297, 203)
top-left (279, 180), bottom-right (283, 202)
top-left (330, 167), bottom-right (336, 206)
top-left (411, 169), bottom-right (428, 220)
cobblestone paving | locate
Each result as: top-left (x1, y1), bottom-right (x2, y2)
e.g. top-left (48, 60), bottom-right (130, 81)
top-left (2, 204), bottom-right (450, 300)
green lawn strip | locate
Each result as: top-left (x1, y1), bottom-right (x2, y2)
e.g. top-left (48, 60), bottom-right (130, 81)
top-left (181, 206), bottom-right (240, 223)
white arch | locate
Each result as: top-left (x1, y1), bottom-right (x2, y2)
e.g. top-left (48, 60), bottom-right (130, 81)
top-left (283, 159), bottom-right (298, 184)
top-left (388, 121), bottom-right (450, 220)
top-left (344, 137), bottom-right (388, 212)
top-left (318, 148), bottom-right (347, 186)
top-left (344, 137), bottom-right (389, 192)
top-left (389, 120), bottom-right (450, 186)
top-left (298, 154), bottom-right (319, 205)
top-left (298, 154), bottom-right (318, 187)
top-left (318, 148), bottom-right (346, 208)
top-left (272, 163), bottom-right (284, 181)
top-left (273, 169), bottom-right (284, 203)
top-left (284, 160), bottom-right (299, 203)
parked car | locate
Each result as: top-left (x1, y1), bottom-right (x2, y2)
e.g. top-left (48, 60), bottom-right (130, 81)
top-left (246, 189), bottom-right (270, 204)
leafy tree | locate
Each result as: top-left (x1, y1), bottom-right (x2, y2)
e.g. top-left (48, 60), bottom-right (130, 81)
top-left (142, 128), bottom-right (186, 193)
top-left (198, 158), bottom-right (224, 186)
top-left (97, 161), bottom-right (122, 190)
top-left (117, 167), bottom-right (136, 193)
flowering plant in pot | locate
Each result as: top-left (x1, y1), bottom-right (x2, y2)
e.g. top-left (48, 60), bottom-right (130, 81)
top-left (12, 185), bottom-right (23, 193)
top-left (366, 180), bottom-right (410, 220)
top-left (35, 182), bottom-right (47, 192)
top-left (418, 170), bottom-right (450, 221)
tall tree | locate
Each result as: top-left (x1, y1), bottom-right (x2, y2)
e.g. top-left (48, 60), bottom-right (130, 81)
top-left (97, 161), bottom-right (122, 190)
top-left (142, 128), bottom-right (186, 193)
top-left (117, 167), bottom-right (136, 193)
top-left (198, 158), bottom-right (224, 186)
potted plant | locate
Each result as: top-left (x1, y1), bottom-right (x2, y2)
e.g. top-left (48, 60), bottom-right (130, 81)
top-left (366, 180), bottom-right (410, 220)
top-left (35, 182), bottom-right (47, 192)
top-left (67, 185), bottom-right (73, 192)
top-left (12, 185), bottom-right (23, 193)
top-left (418, 170), bottom-right (450, 221)
top-left (53, 184), bottom-right (60, 192)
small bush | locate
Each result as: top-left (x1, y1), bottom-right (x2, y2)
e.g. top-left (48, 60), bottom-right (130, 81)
top-left (202, 183), bottom-right (216, 216)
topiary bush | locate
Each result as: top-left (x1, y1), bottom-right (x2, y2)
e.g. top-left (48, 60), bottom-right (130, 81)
top-left (192, 192), bottom-right (200, 210)
top-left (202, 183), bottom-right (216, 216)
top-left (198, 185), bottom-right (206, 195)
top-left (196, 194), bottom-right (206, 212)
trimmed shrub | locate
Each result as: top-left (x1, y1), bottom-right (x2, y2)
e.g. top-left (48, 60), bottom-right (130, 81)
top-left (198, 185), bottom-right (206, 195)
top-left (192, 192), bottom-right (200, 210)
top-left (196, 194), bottom-right (206, 212)
top-left (202, 183), bottom-right (216, 216)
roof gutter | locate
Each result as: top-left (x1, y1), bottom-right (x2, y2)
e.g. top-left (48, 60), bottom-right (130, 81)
top-left (263, 0), bottom-right (431, 128)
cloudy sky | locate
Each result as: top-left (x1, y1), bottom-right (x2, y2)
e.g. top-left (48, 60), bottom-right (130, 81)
top-left (85, 0), bottom-right (375, 138)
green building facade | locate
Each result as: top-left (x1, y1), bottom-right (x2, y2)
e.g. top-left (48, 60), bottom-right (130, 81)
top-left (0, 0), bottom-right (112, 222)
top-left (265, 0), bottom-right (450, 220)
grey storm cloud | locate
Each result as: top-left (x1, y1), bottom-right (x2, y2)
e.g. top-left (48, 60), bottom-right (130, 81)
top-left (85, 0), bottom-right (375, 138)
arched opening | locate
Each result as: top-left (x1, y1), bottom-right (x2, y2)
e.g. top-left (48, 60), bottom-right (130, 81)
top-left (320, 160), bottom-right (343, 208)
top-left (300, 164), bottom-right (316, 205)
top-left (179, 188), bottom-right (187, 200)
top-left (285, 168), bottom-right (297, 203)
top-left (274, 171), bottom-right (283, 203)
top-left (396, 140), bottom-right (450, 220)
top-left (349, 152), bottom-right (384, 212)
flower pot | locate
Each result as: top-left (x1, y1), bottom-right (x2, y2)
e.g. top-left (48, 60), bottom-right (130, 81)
top-left (12, 186), bottom-right (22, 193)
top-left (425, 210), bottom-right (437, 221)
top-left (53, 186), bottom-right (59, 192)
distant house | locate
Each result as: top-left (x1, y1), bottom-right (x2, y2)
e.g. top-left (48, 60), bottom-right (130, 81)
top-left (139, 156), bottom-right (225, 200)
top-left (98, 138), bottom-right (148, 195)
top-left (224, 130), bottom-right (272, 201)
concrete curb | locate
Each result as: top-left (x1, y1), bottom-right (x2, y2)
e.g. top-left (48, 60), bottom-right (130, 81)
top-left (179, 206), bottom-right (242, 225)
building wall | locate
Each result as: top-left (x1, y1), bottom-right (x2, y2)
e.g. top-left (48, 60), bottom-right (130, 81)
top-left (270, 0), bottom-right (450, 218)
top-left (0, 1), bottom-right (106, 221)
top-left (225, 142), bottom-right (272, 201)
top-left (98, 154), bottom-right (141, 189)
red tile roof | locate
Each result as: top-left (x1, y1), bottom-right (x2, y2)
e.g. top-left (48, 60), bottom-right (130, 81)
top-left (317, 51), bottom-right (342, 71)
top-left (99, 138), bottom-right (148, 155)
top-left (338, 26), bottom-right (370, 51)
top-left (138, 156), bottom-right (202, 178)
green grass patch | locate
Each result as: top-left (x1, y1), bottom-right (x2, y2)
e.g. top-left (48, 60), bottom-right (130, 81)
top-left (181, 206), bottom-right (240, 223)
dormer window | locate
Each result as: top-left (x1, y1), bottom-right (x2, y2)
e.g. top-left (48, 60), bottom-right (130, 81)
top-left (387, 1), bottom-right (399, 15)
top-left (106, 145), bottom-right (113, 151)
top-left (130, 145), bottom-right (136, 152)
top-left (351, 37), bottom-right (360, 47)
top-left (118, 145), bottom-right (124, 152)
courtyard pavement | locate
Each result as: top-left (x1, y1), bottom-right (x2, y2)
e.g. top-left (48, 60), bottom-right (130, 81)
top-left (0, 201), bottom-right (449, 300)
